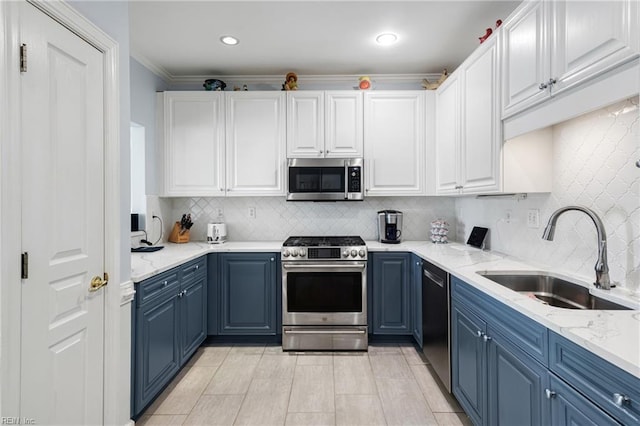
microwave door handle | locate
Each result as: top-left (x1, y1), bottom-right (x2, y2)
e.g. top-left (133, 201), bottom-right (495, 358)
top-left (344, 161), bottom-right (348, 199)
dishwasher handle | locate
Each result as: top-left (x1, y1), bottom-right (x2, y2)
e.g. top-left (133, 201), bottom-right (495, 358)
top-left (424, 267), bottom-right (445, 288)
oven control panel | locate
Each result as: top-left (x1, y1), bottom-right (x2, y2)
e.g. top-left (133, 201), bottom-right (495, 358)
top-left (282, 246), bottom-right (367, 260)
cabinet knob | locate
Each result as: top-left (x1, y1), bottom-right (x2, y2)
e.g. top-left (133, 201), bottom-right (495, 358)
top-left (539, 82), bottom-right (548, 90)
top-left (455, 185), bottom-right (463, 190)
top-left (195, 265), bottom-right (199, 270)
top-left (163, 280), bottom-right (168, 286)
top-left (219, 187), bottom-right (224, 192)
top-left (548, 78), bottom-right (557, 87)
top-left (319, 150), bottom-right (323, 154)
top-left (635, 159), bottom-right (640, 168)
top-left (483, 334), bottom-right (492, 342)
top-left (326, 150), bottom-right (330, 154)
top-left (476, 330), bottom-right (484, 338)
top-left (545, 389), bottom-right (556, 399)
top-left (270, 257), bottom-right (275, 262)
top-left (613, 393), bottom-right (630, 407)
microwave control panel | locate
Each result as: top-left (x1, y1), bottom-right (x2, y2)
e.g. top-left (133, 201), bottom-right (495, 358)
top-left (348, 167), bottom-right (361, 193)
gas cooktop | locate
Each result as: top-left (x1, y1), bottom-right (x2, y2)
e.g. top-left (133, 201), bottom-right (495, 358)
top-left (283, 236), bottom-right (366, 247)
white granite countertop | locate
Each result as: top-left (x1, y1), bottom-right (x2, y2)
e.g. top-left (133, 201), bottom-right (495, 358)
top-left (131, 239), bottom-right (640, 378)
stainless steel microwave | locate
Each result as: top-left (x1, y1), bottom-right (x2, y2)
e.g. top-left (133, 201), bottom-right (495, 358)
top-left (287, 158), bottom-right (364, 201)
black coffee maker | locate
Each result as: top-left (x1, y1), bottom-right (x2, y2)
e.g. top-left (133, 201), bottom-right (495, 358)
top-left (377, 210), bottom-right (403, 244)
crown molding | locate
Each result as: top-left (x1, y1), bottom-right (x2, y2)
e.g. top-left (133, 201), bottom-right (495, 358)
top-left (127, 53), bottom-right (443, 86)
top-left (130, 48), bottom-right (173, 82)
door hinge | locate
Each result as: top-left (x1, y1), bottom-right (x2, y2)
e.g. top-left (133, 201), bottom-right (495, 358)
top-left (20, 43), bottom-right (27, 72)
top-left (21, 252), bottom-right (28, 279)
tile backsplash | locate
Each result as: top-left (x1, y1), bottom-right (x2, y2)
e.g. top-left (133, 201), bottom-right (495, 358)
top-left (163, 196), bottom-right (456, 244)
top-left (456, 97), bottom-right (639, 292)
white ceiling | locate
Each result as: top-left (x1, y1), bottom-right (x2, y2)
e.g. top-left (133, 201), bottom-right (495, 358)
top-left (129, 1), bottom-right (521, 80)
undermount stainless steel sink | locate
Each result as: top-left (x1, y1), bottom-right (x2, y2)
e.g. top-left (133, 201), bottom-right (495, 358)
top-left (476, 271), bottom-right (631, 310)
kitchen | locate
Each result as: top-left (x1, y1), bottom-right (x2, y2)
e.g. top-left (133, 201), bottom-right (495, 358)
top-left (1, 1), bottom-right (638, 426)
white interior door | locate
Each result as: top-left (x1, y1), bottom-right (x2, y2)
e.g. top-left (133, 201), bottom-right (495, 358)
top-left (20, 2), bottom-right (105, 424)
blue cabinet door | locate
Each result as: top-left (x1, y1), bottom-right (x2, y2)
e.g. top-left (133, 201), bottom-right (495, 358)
top-left (411, 254), bottom-right (423, 346)
top-left (487, 326), bottom-right (550, 426)
top-left (219, 253), bottom-right (277, 335)
top-left (135, 291), bottom-right (180, 413)
top-left (181, 275), bottom-right (207, 360)
top-left (451, 300), bottom-right (486, 426)
top-left (549, 374), bottom-right (620, 425)
top-left (207, 253), bottom-right (218, 336)
top-left (372, 252), bottom-right (411, 334)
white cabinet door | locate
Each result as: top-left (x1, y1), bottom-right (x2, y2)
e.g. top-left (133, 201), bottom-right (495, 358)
top-left (435, 74), bottom-right (461, 195)
top-left (501, 0), bottom-right (550, 118)
top-left (161, 92), bottom-right (225, 196)
top-left (364, 92), bottom-right (425, 196)
top-left (461, 36), bottom-right (501, 194)
top-left (325, 91), bottom-right (364, 158)
top-left (226, 92), bottom-right (286, 196)
top-left (286, 91), bottom-right (324, 158)
top-left (552, 0), bottom-right (640, 95)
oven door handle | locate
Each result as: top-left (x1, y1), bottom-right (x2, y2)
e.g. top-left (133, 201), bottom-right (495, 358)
top-left (282, 263), bottom-right (365, 270)
top-left (283, 329), bottom-right (367, 335)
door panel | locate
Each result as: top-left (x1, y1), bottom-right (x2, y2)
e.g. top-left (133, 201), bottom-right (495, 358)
top-left (20, 3), bottom-right (104, 423)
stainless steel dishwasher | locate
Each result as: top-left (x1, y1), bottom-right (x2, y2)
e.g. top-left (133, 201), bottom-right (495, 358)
top-left (422, 260), bottom-right (451, 392)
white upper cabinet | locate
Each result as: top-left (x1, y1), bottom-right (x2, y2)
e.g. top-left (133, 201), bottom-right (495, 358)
top-left (501, 0), bottom-right (550, 118)
top-left (159, 91), bottom-right (225, 197)
top-left (551, 0), bottom-right (639, 95)
top-left (502, 0), bottom-right (639, 118)
top-left (286, 91), bottom-right (363, 158)
top-left (325, 91), bottom-right (363, 158)
top-left (435, 74), bottom-right (461, 195)
top-left (225, 92), bottom-right (286, 196)
top-left (364, 91), bottom-right (426, 196)
top-left (436, 35), bottom-right (501, 195)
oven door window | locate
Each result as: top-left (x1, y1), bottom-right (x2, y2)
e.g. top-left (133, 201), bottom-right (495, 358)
top-left (287, 271), bottom-right (362, 312)
top-left (289, 167), bottom-right (344, 193)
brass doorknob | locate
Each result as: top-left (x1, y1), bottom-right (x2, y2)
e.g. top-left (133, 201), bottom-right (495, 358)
top-left (90, 273), bottom-right (109, 292)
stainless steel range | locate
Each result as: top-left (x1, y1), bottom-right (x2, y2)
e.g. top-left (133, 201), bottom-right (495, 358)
top-left (281, 236), bottom-right (368, 351)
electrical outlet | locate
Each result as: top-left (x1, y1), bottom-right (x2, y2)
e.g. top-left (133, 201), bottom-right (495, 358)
top-left (505, 210), bottom-right (513, 224)
top-left (527, 209), bottom-right (540, 228)
top-left (248, 207), bottom-right (256, 219)
top-left (215, 208), bottom-right (223, 218)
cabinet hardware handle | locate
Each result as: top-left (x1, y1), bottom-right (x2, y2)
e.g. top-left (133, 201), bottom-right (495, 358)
top-left (545, 389), bottom-right (556, 399)
top-left (635, 159), bottom-right (640, 168)
top-left (613, 393), bottom-right (630, 407)
top-left (319, 150), bottom-right (323, 154)
top-left (548, 78), bottom-right (557, 86)
top-left (219, 187), bottom-right (224, 192)
top-left (455, 185), bottom-right (463, 190)
top-left (270, 258), bottom-right (275, 261)
top-left (195, 265), bottom-right (199, 270)
top-left (326, 150), bottom-right (330, 153)
top-left (476, 330), bottom-right (484, 338)
top-left (539, 82), bottom-right (548, 90)
top-left (483, 334), bottom-right (492, 342)
top-left (163, 281), bottom-right (168, 286)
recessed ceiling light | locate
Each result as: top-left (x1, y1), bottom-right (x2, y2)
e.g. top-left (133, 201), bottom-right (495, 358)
top-left (376, 33), bottom-right (398, 46)
top-left (220, 35), bottom-right (239, 46)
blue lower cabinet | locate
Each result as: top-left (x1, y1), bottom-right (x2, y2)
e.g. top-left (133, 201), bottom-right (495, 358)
top-left (411, 255), bottom-right (423, 346)
top-left (180, 275), bottom-right (207, 360)
top-left (135, 290), bottom-right (180, 414)
top-left (132, 256), bottom-right (207, 418)
top-left (219, 253), bottom-right (277, 335)
top-left (548, 374), bottom-right (620, 425)
top-left (371, 252), bottom-right (411, 334)
top-left (451, 301), bottom-right (486, 426)
top-left (487, 326), bottom-right (550, 426)
top-left (452, 276), bottom-right (550, 426)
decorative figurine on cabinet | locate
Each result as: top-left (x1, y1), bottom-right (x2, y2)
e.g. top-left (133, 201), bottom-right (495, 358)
top-left (479, 27), bottom-right (493, 43)
top-left (422, 69), bottom-right (448, 90)
top-left (358, 75), bottom-right (371, 90)
top-left (283, 72), bottom-right (298, 90)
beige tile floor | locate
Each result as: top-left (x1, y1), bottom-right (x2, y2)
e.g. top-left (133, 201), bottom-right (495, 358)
top-left (137, 343), bottom-right (472, 426)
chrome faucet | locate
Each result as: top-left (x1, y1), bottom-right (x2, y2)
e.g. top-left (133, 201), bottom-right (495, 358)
top-left (542, 206), bottom-right (612, 290)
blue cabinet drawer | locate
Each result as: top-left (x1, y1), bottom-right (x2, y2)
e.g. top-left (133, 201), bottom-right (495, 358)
top-left (549, 374), bottom-right (621, 426)
top-left (451, 276), bottom-right (548, 366)
top-left (136, 270), bottom-right (179, 307)
top-left (549, 332), bottom-right (640, 425)
top-left (181, 256), bottom-right (206, 284)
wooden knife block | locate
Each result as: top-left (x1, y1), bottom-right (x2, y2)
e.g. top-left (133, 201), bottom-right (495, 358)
top-left (168, 221), bottom-right (190, 243)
